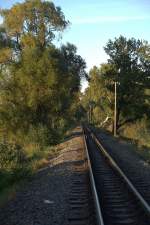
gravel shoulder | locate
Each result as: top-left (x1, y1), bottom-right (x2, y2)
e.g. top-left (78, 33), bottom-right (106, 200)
top-left (0, 127), bottom-right (86, 225)
top-left (94, 128), bottom-right (150, 204)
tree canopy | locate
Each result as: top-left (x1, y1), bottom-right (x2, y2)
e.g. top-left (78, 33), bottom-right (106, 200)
top-left (0, 0), bottom-right (86, 146)
top-left (1, 0), bottom-right (69, 49)
top-left (82, 36), bottom-right (150, 132)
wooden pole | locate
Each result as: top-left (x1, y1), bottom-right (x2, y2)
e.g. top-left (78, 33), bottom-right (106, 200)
top-left (114, 82), bottom-right (117, 136)
top-left (90, 105), bottom-right (92, 124)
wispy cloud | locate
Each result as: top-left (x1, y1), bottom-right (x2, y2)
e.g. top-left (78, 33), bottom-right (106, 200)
top-left (73, 15), bottom-right (150, 25)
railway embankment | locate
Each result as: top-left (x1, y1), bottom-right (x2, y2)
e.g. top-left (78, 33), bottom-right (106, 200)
top-left (0, 127), bottom-right (94, 225)
top-left (0, 126), bottom-right (150, 225)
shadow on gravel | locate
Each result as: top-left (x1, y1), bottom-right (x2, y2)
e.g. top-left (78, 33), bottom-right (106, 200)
top-left (64, 131), bottom-right (83, 142)
top-left (0, 160), bottom-right (84, 225)
top-left (0, 127), bottom-right (86, 225)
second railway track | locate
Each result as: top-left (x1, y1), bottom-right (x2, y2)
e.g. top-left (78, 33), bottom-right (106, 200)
top-left (83, 126), bottom-right (150, 225)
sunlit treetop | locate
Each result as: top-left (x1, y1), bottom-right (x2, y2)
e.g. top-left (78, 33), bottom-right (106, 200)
top-left (0, 0), bottom-right (69, 49)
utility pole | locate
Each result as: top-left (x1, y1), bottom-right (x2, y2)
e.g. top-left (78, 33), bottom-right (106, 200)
top-left (88, 106), bottom-right (91, 124)
top-left (114, 82), bottom-right (117, 136)
top-left (90, 104), bottom-right (92, 124)
top-left (88, 107), bottom-right (90, 124)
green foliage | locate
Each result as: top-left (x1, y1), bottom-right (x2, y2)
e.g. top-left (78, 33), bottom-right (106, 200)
top-left (81, 66), bottom-right (113, 125)
top-left (121, 117), bottom-right (150, 148)
top-left (83, 36), bottom-right (150, 133)
top-left (0, 142), bottom-right (26, 170)
top-left (0, 0), bottom-right (86, 139)
top-left (103, 36), bottom-right (150, 130)
top-left (0, 0), bottom-right (86, 192)
top-left (1, 0), bottom-right (69, 48)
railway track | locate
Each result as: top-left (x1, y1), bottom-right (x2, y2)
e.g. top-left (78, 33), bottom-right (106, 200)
top-left (67, 160), bottom-right (96, 225)
top-left (83, 126), bottom-right (150, 225)
top-left (92, 128), bottom-right (150, 206)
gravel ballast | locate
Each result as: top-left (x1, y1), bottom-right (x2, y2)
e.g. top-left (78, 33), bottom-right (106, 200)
top-left (0, 127), bottom-right (88, 225)
top-left (94, 128), bottom-right (150, 204)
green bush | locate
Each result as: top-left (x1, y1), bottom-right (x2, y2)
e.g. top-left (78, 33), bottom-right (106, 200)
top-left (0, 142), bottom-right (26, 170)
top-left (0, 120), bottom-right (74, 193)
top-left (121, 117), bottom-right (150, 148)
top-left (26, 125), bottom-right (51, 146)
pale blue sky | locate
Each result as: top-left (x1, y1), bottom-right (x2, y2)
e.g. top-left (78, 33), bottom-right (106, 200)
top-left (0, 0), bottom-right (150, 90)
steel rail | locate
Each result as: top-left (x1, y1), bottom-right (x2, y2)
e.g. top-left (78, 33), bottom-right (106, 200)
top-left (82, 127), bottom-right (104, 225)
top-left (87, 126), bottom-right (150, 218)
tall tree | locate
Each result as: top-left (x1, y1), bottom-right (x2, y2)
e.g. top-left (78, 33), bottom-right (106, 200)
top-left (0, 1), bottom-right (86, 145)
top-left (81, 66), bottom-right (113, 125)
top-left (103, 36), bottom-right (150, 131)
top-left (1, 0), bottom-right (69, 50)
top-left (82, 36), bottom-right (150, 132)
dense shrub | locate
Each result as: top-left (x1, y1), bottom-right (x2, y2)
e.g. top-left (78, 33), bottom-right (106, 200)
top-left (120, 118), bottom-right (150, 148)
top-left (0, 142), bottom-right (26, 170)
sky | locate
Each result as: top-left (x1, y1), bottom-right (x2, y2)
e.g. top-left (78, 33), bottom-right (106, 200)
top-left (0, 0), bottom-right (150, 90)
